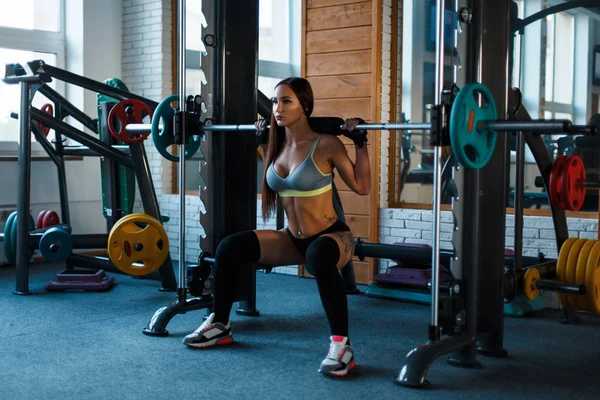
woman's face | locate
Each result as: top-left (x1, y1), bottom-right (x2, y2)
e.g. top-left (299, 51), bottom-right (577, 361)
top-left (272, 84), bottom-right (305, 127)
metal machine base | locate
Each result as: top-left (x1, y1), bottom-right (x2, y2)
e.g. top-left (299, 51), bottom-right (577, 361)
top-left (142, 296), bottom-right (213, 336)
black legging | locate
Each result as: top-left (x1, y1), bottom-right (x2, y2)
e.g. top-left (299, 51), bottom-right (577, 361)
top-left (211, 231), bottom-right (348, 337)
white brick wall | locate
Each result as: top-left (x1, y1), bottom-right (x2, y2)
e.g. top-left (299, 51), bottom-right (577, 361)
top-left (378, 208), bottom-right (598, 271)
top-left (378, 208), bottom-right (598, 308)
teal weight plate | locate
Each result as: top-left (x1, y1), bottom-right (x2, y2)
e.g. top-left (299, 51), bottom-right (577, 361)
top-left (152, 94), bottom-right (201, 162)
top-left (4, 211), bottom-right (17, 264)
top-left (5, 212), bottom-right (35, 264)
top-left (450, 83), bottom-right (498, 169)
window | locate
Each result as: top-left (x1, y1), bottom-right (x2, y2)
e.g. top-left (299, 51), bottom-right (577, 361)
top-left (0, 0), bottom-right (65, 149)
top-left (542, 11), bottom-right (575, 120)
top-left (180, 0), bottom-right (300, 193)
top-left (257, 0), bottom-right (301, 96)
top-left (257, 0), bottom-right (301, 194)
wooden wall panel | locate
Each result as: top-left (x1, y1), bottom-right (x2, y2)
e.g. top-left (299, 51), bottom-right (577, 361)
top-left (306, 50), bottom-right (372, 76)
top-left (307, 2), bottom-right (372, 31)
top-left (346, 214), bottom-right (370, 237)
top-left (308, 0), bottom-right (367, 8)
top-left (313, 98), bottom-right (371, 119)
top-left (302, 0), bottom-right (380, 285)
top-left (307, 26), bottom-right (372, 54)
top-left (352, 261), bottom-right (373, 283)
top-left (308, 74), bottom-right (372, 99)
top-left (338, 190), bottom-right (370, 214)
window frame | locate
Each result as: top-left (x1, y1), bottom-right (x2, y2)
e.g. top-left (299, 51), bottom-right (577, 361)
top-left (177, 0), bottom-right (301, 195)
top-left (0, 0), bottom-right (66, 155)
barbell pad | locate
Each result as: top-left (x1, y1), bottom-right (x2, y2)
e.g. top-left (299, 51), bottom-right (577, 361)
top-left (308, 117), bottom-right (345, 136)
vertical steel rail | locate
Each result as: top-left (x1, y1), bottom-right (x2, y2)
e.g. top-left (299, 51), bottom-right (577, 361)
top-left (429, 0), bottom-right (446, 340)
top-left (178, 0), bottom-right (187, 293)
top-left (15, 82), bottom-right (33, 295)
top-left (53, 101), bottom-right (71, 226)
top-left (514, 132), bottom-right (525, 275)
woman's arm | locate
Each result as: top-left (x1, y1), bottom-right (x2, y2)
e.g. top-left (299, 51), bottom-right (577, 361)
top-left (327, 136), bottom-right (371, 195)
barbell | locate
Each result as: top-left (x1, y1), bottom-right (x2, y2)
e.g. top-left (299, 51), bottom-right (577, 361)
top-left (118, 83), bottom-right (597, 169)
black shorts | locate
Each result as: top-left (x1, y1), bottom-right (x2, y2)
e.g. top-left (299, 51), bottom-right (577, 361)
top-left (285, 220), bottom-right (350, 256)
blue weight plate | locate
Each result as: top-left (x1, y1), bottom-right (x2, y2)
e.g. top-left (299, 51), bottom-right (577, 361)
top-left (39, 227), bottom-right (72, 262)
top-left (4, 211), bottom-right (17, 264)
top-left (8, 213), bottom-right (35, 264)
top-left (151, 94), bottom-right (201, 162)
top-left (450, 83), bottom-right (498, 169)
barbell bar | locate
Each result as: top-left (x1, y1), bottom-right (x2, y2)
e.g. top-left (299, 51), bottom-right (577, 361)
top-left (126, 119), bottom-right (588, 134)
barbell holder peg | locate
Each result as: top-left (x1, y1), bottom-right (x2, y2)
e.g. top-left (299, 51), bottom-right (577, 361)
top-left (534, 279), bottom-right (586, 295)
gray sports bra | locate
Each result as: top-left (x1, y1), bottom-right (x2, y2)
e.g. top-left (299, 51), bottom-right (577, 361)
top-left (265, 135), bottom-right (333, 197)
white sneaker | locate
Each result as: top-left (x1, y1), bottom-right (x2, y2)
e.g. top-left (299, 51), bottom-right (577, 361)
top-left (182, 313), bottom-right (234, 348)
top-left (318, 336), bottom-right (356, 377)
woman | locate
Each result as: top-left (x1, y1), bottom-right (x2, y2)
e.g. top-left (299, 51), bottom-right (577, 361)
top-left (183, 77), bottom-right (370, 377)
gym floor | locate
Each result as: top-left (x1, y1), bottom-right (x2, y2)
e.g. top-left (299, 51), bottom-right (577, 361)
top-left (1, 262), bottom-right (599, 400)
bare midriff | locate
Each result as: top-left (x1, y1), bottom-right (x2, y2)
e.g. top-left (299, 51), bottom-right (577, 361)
top-left (282, 190), bottom-right (339, 238)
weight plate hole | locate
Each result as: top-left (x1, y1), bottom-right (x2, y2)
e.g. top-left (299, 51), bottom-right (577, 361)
top-left (464, 145), bottom-right (478, 162)
top-left (124, 241), bottom-right (131, 257)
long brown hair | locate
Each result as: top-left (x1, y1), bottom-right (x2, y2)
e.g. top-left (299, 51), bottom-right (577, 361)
top-left (261, 77), bottom-right (314, 221)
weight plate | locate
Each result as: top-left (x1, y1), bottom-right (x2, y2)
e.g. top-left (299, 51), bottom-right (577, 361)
top-left (108, 213), bottom-right (169, 276)
top-left (590, 267), bottom-right (600, 314)
top-left (572, 239), bottom-right (594, 310)
top-left (107, 99), bottom-right (153, 144)
top-left (42, 210), bottom-right (60, 228)
top-left (556, 238), bottom-right (577, 309)
top-left (579, 241), bottom-right (600, 312)
top-left (151, 94), bottom-right (201, 162)
top-left (4, 211), bottom-right (17, 264)
top-left (6, 212), bottom-right (35, 264)
top-left (524, 268), bottom-right (540, 301)
top-left (36, 210), bottom-right (48, 230)
top-left (585, 241), bottom-right (600, 313)
top-left (36, 103), bottom-right (54, 136)
top-left (561, 155), bottom-right (586, 211)
top-left (39, 227), bottom-right (72, 262)
top-left (449, 83), bottom-right (498, 169)
top-left (549, 155), bottom-right (567, 210)
top-left (563, 239), bottom-right (587, 309)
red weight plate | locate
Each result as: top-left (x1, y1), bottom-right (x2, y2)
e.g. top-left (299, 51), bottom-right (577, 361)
top-left (36, 103), bottom-right (54, 136)
top-left (36, 210), bottom-right (48, 230)
top-left (42, 210), bottom-right (60, 228)
top-left (107, 99), bottom-right (153, 144)
top-left (561, 155), bottom-right (586, 211)
top-left (549, 155), bottom-right (567, 210)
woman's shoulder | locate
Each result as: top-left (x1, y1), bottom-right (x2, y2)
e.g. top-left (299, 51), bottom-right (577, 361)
top-left (316, 133), bottom-right (345, 154)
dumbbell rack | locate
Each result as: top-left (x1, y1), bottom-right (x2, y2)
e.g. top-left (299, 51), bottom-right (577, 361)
top-left (1, 60), bottom-right (177, 294)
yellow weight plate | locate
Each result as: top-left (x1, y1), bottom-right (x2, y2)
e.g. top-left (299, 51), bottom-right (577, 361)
top-left (256, 146), bottom-right (263, 162)
top-left (573, 240), bottom-right (595, 310)
top-left (590, 267), bottom-right (600, 314)
top-left (585, 241), bottom-right (600, 313)
top-left (523, 268), bottom-right (540, 301)
top-left (556, 238), bottom-right (577, 309)
top-left (562, 239), bottom-right (587, 309)
top-left (557, 238), bottom-right (577, 282)
top-left (575, 240), bottom-right (600, 311)
top-left (108, 213), bottom-right (169, 277)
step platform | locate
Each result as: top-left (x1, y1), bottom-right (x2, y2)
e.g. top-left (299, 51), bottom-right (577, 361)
top-left (45, 269), bottom-right (115, 292)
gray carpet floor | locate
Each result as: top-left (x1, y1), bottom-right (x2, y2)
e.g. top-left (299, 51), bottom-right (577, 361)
top-left (1, 261), bottom-right (599, 400)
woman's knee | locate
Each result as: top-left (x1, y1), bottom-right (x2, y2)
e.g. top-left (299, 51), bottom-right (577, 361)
top-left (215, 230), bottom-right (261, 264)
top-left (305, 236), bottom-right (340, 276)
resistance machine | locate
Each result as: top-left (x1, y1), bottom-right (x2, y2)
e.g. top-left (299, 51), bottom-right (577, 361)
top-left (1, 61), bottom-right (177, 294)
top-left (92, 0), bottom-right (600, 390)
